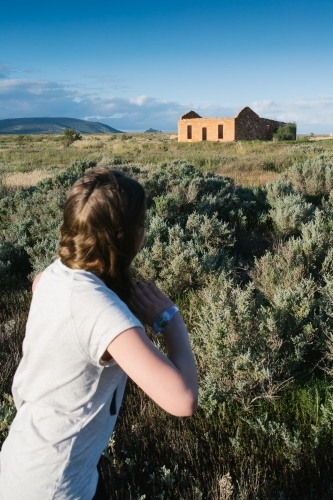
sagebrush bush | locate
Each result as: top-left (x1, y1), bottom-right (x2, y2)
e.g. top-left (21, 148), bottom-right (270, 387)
top-left (282, 156), bottom-right (333, 200)
top-left (1, 154), bottom-right (333, 497)
top-left (189, 272), bottom-right (325, 412)
top-left (0, 160), bottom-right (96, 288)
top-left (268, 192), bottom-right (314, 235)
top-left (133, 212), bottom-right (234, 295)
top-left (0, 159), bottom-right (270, 288)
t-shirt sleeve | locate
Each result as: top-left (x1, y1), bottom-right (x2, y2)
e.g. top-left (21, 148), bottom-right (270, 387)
top-left (71, 280), bottom-right (144, 367)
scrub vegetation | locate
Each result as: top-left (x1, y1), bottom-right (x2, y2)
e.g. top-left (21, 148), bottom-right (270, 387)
top-left (1, 133), bottom-right (333, 499)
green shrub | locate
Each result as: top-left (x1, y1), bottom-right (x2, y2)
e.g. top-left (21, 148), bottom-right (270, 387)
top-left (2, 155), bottom-right (333, 496)
top-left (274, 123), bottom-right (297, 141)
top-left (282, 156), bottom-right (333, 201)
top-left (62, 128), bottom-right (82, 147)
top-left (268, 193), bottom-right (314, 235)
top-left (189, 271), bottom-right (324, 412)
top-left (133, 212), bottom-right (234, 295)
top-left (0, 160), bottom-right (96, 287)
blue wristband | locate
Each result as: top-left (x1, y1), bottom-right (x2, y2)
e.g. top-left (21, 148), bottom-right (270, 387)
top-left (152, 306), bottom-right (179, 335)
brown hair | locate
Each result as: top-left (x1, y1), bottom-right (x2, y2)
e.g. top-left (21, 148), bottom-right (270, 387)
top-left (59, 167), bottom-right (146, 305)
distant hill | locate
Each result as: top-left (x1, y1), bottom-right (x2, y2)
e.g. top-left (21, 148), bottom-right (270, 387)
top-left (144, 128), bottom-right (162, 133)
top-left (0, 117), bottom-right (122, 134)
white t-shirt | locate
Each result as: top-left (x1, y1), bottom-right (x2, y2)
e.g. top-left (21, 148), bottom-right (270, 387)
top-left (0, 258), bottom-right (143, 500)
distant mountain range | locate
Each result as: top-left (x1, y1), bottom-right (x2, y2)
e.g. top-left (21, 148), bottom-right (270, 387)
top-left (144, 128), bottom-right (162, 133)
top-left (0, 117), bottom-right (122, 134)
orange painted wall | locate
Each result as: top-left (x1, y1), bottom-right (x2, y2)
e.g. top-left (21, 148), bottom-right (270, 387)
top-left (178, 118), bottom-right (235, 142)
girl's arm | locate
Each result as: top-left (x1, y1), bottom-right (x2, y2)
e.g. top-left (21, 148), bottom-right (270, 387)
top-left (32, 272), bottom-right (43, 293)
top-left (106, 282), bottom-right (198, 417)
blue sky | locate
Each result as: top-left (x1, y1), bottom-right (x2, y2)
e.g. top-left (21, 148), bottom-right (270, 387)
top-left (1, 0), bottom-right (333, 132)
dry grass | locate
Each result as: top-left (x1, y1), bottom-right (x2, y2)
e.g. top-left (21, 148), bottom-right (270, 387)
top-left (1, 132), bottom-right (333, 188)
top-left (309, 135), bottom-right (333, 141)
top-left (2, 169), bottom-right (53, 187)
top-left (222, 168), bottom-right (280, 187)
top-left (218, 167), bottom-right (280, 187)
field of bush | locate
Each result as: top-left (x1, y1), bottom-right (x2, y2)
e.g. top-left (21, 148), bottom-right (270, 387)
top-left (1, 133), bottom-right (333, 499)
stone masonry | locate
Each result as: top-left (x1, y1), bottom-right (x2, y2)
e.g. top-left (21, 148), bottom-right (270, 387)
top-left (178, 107), bottom-right (288, 142)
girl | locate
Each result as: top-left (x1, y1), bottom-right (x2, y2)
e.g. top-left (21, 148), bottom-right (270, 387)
top-left (0, 167), bottom-right (198, 500)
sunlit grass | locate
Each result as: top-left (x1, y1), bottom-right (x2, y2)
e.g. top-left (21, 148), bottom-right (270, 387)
top-left (3, 169), bottom-right (54, 187)
top-left (1, 133), bottom-right (333, 187)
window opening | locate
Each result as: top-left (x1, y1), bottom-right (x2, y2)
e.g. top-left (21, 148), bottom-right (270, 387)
top-left (187, 125), bottom-right (192, 140)
top-left (218, 124), bottom-right (223, 139)
top-left (202, 127), bottom-right (207, 141)
top-left (266, 124), bottom-right (271, 140)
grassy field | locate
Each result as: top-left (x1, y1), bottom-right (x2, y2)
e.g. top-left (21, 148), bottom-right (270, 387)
top-left (1, 132), bottom-right (333, 190)
top-left (1, 134), bottom-right (333, 499)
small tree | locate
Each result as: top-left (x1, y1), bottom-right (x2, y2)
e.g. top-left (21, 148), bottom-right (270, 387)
top-left (274, 123), bottom-right (297, 141)
top-left (62, 128), bottom-right (82, 146)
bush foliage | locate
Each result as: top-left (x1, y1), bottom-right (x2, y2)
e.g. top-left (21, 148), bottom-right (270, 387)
top-left (62, 128), bottom-right (82, 147)
top-left (274, 123), bottom-right (297, 141)
top-left (1, 155), bottom-right (333, 498)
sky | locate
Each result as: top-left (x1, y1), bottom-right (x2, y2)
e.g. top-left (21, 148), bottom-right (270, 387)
top-left (1, 0), bottom-right (333, 133)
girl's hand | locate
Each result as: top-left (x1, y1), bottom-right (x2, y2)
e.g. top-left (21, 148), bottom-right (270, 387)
top-left (131, 281), bottom-right (174, 327)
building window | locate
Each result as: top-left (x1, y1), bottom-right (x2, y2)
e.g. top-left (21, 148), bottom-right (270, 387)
top-left (266, 124), bottom-right (271, 140)
top-left (187, 125), bottom-right (192, 139)
top-left (202, 127), bottom-right (207, 141)
top-left (218, 124), bottom-right (223, 139)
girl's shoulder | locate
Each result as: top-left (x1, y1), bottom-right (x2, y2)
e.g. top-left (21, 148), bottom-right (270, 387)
top-left (34, 259), bottom-right (140, 333)
top-left (39, 258), bottom-right (106, 291)
top-left (32, 258), bottom-right (120, 312)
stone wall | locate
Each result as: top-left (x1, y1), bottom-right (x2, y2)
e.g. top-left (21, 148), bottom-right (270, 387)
top-left (180, 111), bottom-right (202, 120)
top-left (178, 117), bottom-right (235, 142)
top-left (235, 107), bottom-right (286, 141)
top-left (261, 117), bottom-right (287, 140)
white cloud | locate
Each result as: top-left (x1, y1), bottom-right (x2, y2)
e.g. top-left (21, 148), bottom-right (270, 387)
top-left (129, 95), bottom-right (148, 106)
top-left (1, 76), bottom-right (333, 133)
top-left (251, 97), bottom-right (333, 132)
top-left (0, 79), bottom-right (186, 130)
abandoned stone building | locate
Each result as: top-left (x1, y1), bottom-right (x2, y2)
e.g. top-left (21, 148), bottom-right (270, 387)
top-left (178, 107), bottom-right (288, 142)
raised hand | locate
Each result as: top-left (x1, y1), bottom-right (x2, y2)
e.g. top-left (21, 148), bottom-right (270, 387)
top-left (131, 281), bottom-right (174, 328)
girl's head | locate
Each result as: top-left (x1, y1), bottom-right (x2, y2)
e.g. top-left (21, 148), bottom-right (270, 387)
top-left (59, 167), bottom-right (146, 305)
